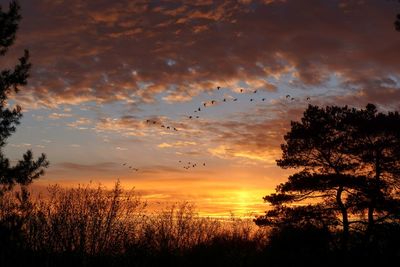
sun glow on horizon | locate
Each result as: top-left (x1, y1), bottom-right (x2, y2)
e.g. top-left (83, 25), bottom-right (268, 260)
top-left (3, 0), bottom-right (398, 222)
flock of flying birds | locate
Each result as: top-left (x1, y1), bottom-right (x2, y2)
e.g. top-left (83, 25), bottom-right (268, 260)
top-left (122, 162), bottom-right (139, 172)
top-left (179, 160), bottom-right (206, 170)
top-left (145, 87), bottom-right (310, 125)
top-left (124, 86), bottom-right (312, 173)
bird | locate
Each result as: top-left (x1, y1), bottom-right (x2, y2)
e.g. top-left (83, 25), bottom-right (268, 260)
top-left (198, 107), bottom-right (201, 112)
top-left (173, 127), bottom-right (178, 131)
top-left (240, 89), bottom-right (244, 93)
top-left (253, 90), bottom-right (257, 93)
top-left (286, 94), bottom-right (290, 99)
top-left (122, 163), bottom-right (127, 166)
top-left (291, 97), bottom-right (295, 101)
top-left (306, 97), bottom-right (310, 101)
top-left (203, 103), bottom-right (207, 107)
top-left (178, 160), bottom-right (181, 163)
top-left (161, 125), bottom-right (165, 128)
top-left (217, 86), bottom-right (220, 90)
top-left (153, 121), bottom-right (156, 124)
top-left (223, 98), bottom-right (226, 102)
top-left (211, 100), bottom-right (216, 104)
top-left (262, 98), bottom-right (266, 101)
top-left (250, 98), bottom-right (254, 102)
top-left (146, 119), bottom-right (150, 123)
top-left (166, 126), bottom-right (170, 129)
top-left (203, 163), bottom-right (206, 166)
top-left (196, 116), bottom-right (199, 119)
top-left (233, 98), bottom-right (238, 101)
top-left (189, 116), bottom-right (192, 119)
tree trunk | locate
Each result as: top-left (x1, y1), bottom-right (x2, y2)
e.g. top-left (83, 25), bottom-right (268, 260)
top-left (336, 186), bottom-right (349, 250)
top-left (366, 150), bottom-right (381, 244)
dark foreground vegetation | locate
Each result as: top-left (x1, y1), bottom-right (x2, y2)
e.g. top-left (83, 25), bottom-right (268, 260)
top-left (1, 1), bottom-right (400, 266)
top-left (0, 183), bottom-right (400, 267)
top-left (0, 183), bottom-right (268, 267)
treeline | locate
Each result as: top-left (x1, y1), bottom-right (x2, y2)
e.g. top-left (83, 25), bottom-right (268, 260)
top-left (1, 183), bottom-right (400, 267)
top-left (0, 183), bottom-right (268, 267)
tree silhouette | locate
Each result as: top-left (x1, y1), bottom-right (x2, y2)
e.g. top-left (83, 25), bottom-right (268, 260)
top-left (394, 0), bottom-right (400, 31)
top-left (345, 104), bottom-right (400, 243)
top-left (256, 104), bottom-right (400, 250)
top-left (0, 1), bottom-right (48, 195)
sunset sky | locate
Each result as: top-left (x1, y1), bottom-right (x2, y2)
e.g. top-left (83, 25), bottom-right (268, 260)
top-left (1, 0), bottom-right (400, 216)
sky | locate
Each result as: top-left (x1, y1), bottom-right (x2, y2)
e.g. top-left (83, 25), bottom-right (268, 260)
top-left (1, 0), bottom-right (400, 217)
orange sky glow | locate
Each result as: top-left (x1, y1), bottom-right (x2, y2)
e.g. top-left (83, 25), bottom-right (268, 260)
top-left (2, 0), bottom-right (400, 217)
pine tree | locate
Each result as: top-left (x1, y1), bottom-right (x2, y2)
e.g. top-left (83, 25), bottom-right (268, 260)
top-left (256, 104), bottom-right (400, 250)
top-left (0, 1), bottom-right (48, 195)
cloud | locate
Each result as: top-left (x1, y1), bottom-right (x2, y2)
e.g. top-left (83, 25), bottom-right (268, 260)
top-left (69, 144), bottom-right (81, 148)
top-left (6, 0), bottom-right (398, 109)
top-left (9, 143), bottom-right (32, 148)
top-left (55, 162), bottom-right (118, 172)
top-left (95, 116), bottom-right (147, 136)
top-left (208, 145), bottom-right (280, 164)
top-left (158, 141), bottom-right (197, 149)
top-left (66, 117), bottom-right (93, 128)
top-left (157, 143), bottom-right (173, 148)
top-left (48, 112), bottom-right (73, 120)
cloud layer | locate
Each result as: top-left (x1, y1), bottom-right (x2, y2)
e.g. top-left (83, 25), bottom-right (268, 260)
top-left (3, 0), bottom-right (397, 108)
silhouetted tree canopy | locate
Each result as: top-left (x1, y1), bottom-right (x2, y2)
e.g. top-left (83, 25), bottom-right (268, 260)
top-left (0, 1), bottom-right (48, 194)
top-left (256, 104), bottom-right (400, 250)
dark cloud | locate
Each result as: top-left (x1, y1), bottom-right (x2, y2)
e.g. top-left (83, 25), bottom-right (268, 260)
top-left (55, 162), bottom-right (119, 172)
top-left (0, 0), bottom-right (397, 108)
